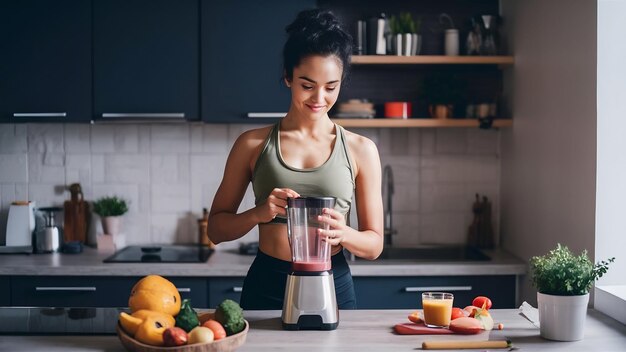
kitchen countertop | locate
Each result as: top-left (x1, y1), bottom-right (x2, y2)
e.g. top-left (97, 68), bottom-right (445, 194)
top-left (0, 309), bottom-right (624, 351)
top-left (0, 247), bottom-right (526, 277)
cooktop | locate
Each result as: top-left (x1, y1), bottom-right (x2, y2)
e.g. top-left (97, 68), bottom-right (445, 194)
top-left (103, 245), bottom-right (213, 263)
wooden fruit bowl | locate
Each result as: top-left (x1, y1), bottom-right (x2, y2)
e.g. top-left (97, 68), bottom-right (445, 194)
top-left (117, 312), bottom-right (248, 352)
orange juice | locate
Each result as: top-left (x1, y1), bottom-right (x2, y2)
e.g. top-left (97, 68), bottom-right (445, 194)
top-left (422, 292), bottom-right (454, 328)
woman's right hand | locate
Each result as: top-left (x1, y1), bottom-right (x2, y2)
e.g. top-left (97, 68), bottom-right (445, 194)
top-left (255, 188), bottom-right (300, 223)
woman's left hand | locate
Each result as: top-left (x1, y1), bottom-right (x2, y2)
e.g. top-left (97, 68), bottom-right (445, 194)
top-left (317, 208), bottom-right (349, 246)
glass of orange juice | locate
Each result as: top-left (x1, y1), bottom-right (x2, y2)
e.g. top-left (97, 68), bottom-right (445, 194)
top-left (422, 292), bottom-right (454, 328)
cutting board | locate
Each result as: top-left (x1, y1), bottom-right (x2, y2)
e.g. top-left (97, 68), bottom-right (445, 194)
top-left (394, 322), bottom-right (455, 335)
top-left (63, 183), bottom-right (89, 243)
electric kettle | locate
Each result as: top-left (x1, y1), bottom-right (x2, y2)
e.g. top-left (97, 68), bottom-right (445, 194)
top-left (4, 201), bottom-right (36, 247)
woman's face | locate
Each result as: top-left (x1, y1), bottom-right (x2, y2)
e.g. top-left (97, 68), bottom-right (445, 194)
top-left (286, 55), bottom-right (343, 119)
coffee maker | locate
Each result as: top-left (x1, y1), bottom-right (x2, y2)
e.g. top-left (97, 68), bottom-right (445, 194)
top-left (282, 196), bottom-right (339, 331)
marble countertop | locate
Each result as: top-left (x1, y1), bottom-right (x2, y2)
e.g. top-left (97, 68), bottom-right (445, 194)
top-left (0, 247), bottom-right (526, 277)
top-left (0, 309), bottom-right (624, 351)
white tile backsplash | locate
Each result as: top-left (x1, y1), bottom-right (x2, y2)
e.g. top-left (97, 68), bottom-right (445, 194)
top-left (64, 125), bottom-right (91, 153)
top-left (0, 154), bottom-right (28, 182)
top-left (0, 125), bottom-right (27, 153)
top-left (0, 123), bottom-right (502, 248)
top-left (27, 125), bottom-right (64, 154)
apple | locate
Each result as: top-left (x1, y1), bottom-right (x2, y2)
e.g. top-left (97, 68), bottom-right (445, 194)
top-left (163, 327), bottom-right (188, 347)
top-left (188, 326), bottom-right (214, 344)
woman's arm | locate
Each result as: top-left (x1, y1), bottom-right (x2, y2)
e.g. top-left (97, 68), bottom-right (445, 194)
top-left (207, 132), bottom-right (259, 244)
top-left (207, 130), bottom-right (299, 244)
top-left (320, 134), bottom-right (384, 260)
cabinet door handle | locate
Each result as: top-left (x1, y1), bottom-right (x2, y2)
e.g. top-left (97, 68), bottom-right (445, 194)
top-left (101, 113), bottom-right (185, 119)
top-left (177, 288), bottom-right (191, 293)
top-left (13, 112), bottom-right (67, 118)
top-left (404, 286), bottom-right (472, 292)
top-left (35, 286), bottom-right (96, 292)
top-left (232, 287), bottom-right (243, 293)
top-left (247, 112), bottom-right (287, 118)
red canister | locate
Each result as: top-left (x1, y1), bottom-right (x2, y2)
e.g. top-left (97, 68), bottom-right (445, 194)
top-left (384, 102), bottom-right (412, 118)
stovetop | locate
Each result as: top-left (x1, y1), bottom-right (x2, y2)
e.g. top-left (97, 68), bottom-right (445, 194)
top-left (103, 245), bottom-right (213, 263)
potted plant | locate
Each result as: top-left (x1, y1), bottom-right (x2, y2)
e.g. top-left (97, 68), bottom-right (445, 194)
top-left (93, 196), bottom-right (128, 237)
top-left (530, 244), bottom-right (614, 341)
top-left (389, 12), bottom-right (422, 56)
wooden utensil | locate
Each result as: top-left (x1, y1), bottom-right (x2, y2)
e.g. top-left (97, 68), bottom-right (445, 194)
top-left (63, 183), bottom-right (90, 244)
top-left (422, 340), bottom-right (510, 350)
top-left (198, 208), bottom-right (215, 249)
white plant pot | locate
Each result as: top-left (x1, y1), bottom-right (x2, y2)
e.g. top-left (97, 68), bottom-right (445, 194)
top-left (537, 292), bottom-right (589, 341)
top-left (101, 216), bottom-right (122, 237)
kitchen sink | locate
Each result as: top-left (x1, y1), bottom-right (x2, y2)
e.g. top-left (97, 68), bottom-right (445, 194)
top-left (353, 245), bottom-right (490, 262)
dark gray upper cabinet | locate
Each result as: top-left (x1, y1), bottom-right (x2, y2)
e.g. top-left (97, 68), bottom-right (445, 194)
top-left (201, 0), bottom-right (316, 123)
top-left (93, 0), bottom-right (199, 121)
top-left (0, 0), bottom-right (92, 123)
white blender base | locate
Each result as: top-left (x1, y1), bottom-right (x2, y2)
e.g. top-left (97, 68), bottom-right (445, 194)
top-left (281, 271), bottom-right (339, 330)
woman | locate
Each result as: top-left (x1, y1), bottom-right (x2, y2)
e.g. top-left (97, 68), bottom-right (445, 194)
top-left (207, 9), bottom-right (383, 310)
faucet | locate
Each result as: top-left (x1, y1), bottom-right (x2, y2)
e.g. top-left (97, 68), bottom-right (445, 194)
top-left (382, 165), bottom-right (396, 246)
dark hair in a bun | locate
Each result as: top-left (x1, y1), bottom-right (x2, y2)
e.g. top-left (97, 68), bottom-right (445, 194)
top-left (283, 9), bottom-right (353, 82)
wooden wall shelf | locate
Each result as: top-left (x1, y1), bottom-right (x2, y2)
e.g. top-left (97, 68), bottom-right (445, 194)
top-left (351, 56), bottom-right (514, 65)
top-left (332, 118), bottom-right (513, 128)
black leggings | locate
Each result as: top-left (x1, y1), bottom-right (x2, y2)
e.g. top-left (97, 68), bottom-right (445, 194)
top-left (240, 250), bottom-right (357, 310)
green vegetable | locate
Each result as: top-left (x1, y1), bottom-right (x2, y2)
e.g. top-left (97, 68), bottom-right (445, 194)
top-left (530, 243), bottom-right (615, 296)
top-left (175, 299), bottom-right (199, 332)
top-left (214, 299), bottom-right (245, 336)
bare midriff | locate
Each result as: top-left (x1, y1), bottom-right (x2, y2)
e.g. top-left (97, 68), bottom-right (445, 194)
top-left (258, 223), bottom-right (342, 262)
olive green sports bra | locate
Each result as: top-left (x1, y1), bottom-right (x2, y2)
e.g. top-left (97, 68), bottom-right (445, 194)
top-left (252, 121), bottom-right (355, 224)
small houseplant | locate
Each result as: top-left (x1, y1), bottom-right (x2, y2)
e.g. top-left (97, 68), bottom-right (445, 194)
top-left (93, 196), bottom-right (128, 237)
top-left (530, 244), bottom-right (614, 341)
top-left (389, 12), bottom-right (422, 56)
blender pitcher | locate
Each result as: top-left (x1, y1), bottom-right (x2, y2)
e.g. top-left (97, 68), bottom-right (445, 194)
top-left (283, 196), bottom-right (339, 330)
top-left (287, 196), bottom-right (336, 272)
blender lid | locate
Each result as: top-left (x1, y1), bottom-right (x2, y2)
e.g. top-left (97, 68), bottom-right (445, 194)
top-left (288, 196), bottom-right (336, 208)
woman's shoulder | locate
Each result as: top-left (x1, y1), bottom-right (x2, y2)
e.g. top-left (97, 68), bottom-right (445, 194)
top-left (341, 128), bottom-right (380, 175)
top-left (233, 125), bottom-right (274, 150)
top-left (342, 128), bottom-right (379, 156)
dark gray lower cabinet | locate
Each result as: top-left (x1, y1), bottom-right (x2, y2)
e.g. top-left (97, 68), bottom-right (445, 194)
top-left (0, 277), bottom-right (10, 306)
top-left (353, 276), bottom-right (516, 309)
top-left (208, 277), bottom-right (245, 308)
top-left (10, 276), bottom-right (208, 308)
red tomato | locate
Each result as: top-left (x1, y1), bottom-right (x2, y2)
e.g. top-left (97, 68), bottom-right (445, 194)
top-left (408, 311), bottom-right (422, 324)
top-left (451, 307), bottom-right (465, 320)
top-left (472, 296), bottom-right (493, 310)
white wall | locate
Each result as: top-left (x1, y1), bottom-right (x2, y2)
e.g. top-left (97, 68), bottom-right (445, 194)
top-left (500, 0), bottom-right (598, 304)
top-left (596, 0), bottom-right (626, 286)
top-left (0, 124), bottom-right (502, 250)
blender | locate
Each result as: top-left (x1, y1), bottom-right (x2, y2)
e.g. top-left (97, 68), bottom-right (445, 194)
top-left (282, 196), bottom-right (339, 331)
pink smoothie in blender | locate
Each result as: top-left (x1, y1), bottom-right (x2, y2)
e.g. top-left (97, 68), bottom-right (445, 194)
top-left (287, 196), bottom-right (336, 272)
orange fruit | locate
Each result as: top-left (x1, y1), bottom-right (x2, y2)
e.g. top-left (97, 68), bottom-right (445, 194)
top-left (128, 275), bottom-right (181, 316)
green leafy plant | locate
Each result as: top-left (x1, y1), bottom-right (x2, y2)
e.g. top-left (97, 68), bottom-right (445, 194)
top-left (92, 196), bottom-right (128, 217)
top-left (390, 12), bottom-right (421, 35)
top-left (530, 244), bottom-right (614, 296)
